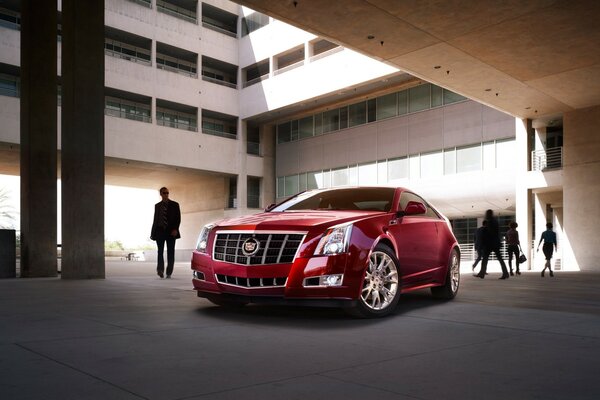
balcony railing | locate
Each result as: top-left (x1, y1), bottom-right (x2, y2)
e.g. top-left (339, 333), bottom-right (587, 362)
top-left (273, 60), bottom-right (304, 76)
top-left (157, 0), bottom-right (197, 23)
top-left (309, 46), bottom-right (343, 62)
top-left (247, 141), bottom-right (261, 156)
top-left (532, 146), bottom-right (563, 171)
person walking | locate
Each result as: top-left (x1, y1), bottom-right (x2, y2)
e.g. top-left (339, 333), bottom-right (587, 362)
top-left (472, 220), bottom-right (487, 272)
top-left (537, 222), bottom-right (557, 277)
top-left (474, 209), bottom-right (510, 279)
top-left (150, 187), bottom-right (181, 279)
top-left (506, 221), bottom-right (521, 276)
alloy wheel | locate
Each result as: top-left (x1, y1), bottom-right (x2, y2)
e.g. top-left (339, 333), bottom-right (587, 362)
top-left (361, 251), bottom-right (399, 310)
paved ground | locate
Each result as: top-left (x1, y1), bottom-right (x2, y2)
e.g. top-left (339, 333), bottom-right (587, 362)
top-left (1, 260), bottom-right (599, 400)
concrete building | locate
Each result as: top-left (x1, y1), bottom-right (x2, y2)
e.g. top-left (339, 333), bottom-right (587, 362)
top-left (1, 0), bottom-right (598, 276)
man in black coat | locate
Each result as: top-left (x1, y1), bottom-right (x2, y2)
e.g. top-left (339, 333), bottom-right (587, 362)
top-left (475, 209), bottom-right (509, 279)
top-left (150, 187), bottom-right (181, 278)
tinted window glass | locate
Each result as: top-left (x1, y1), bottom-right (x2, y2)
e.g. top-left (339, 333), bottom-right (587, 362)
top-left (273, 188), bottom-right (395, 212)
top-left (398, 191), bottom-right (440, 219)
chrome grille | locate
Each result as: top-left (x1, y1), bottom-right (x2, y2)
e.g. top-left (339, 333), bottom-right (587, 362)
top-left (216, 274), bottom-right (287, 288)
top-left (213, 232), bottom-right (305, 265)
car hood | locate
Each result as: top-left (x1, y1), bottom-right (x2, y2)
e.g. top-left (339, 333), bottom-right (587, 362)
top-left (213, 210), bottom-right (382, 231)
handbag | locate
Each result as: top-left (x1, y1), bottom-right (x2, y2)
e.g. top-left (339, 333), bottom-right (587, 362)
top-left (518, 251), bottom-right (527, 264)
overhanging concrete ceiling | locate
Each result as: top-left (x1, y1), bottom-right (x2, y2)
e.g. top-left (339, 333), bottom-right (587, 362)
top-left (235, 0), bottom-right (600, 119)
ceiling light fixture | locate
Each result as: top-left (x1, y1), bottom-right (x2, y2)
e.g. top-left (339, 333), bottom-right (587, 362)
top-left (434, 65), bottom-right (441, 69)
top-left (367, 35), bottom-right (375, 40)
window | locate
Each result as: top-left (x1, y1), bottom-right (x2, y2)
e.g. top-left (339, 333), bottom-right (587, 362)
top-left (496, 139), bottom-right (516, 170)
top-left (409, 155), bottom-right (420, 180)
top-left (376, 93), bottom-right (397, 120)
top-left (399, 191), bottom-right (439, 219)
top-left (444, 149), bottom-right (456, 175)
top-left (388, 157), bottom-right (408, 181)
top-left (431, 85), bottom-right (443, 107)
top-left (157, 0), bottom-right (197, 23)
top-left (105, 90), bottom-right (151, 123)
top-left (349, 101), bottom-right (366, 127)
top-left (201, 3), bottom-right (237, 37)
top-left (0, 7), bottom-right (20, 30)
top-left (201, 56), bottom-right (237, 88)
top-left (298, 116), bottom-right (313, 139)
top-left (243, 59), bottom-right (269, 87)
top-left (322, 109), bottom-right (339, 133)
top-left (420, 151), bottom-right (443, 178)
top-left (307, 171), bottom-right (321, 190)
top-left (457, 144), bottom-right (481, 173)
top-left (483, 141), bottom-right (496, 170)
top-left (409, 84), bottom-right (430, 113)
top-left (311, 39), bottom-right (340, 60)
top-left (277, 177), bottom-right (285, 198)
top-left (0, 74), bottom-right (19, 98)
top-left (228, 176), bottom-right (237, 208)
top-left (443, 89), bottom-right (467, 105)
top-left (105, 28), bottom-right (152, 65)
top-left (156, 42), bottom-right (198, 77)
top-left (367, 99), bottom-right (376, 123)
top-left (241, 12), bottom-right (269, 36)
top-left (275, 47), bottom-right (304, 74)
top-left (358, 162), bottom-right (377, 185)
top-left (397, 90), bottom-right (408, 115)
top-left (284, 175), bottom-right (299, 196)
top-left (277, 121), bottom-right (291, 144)
top-left (156, 99), bottom-right (197, 131)
top-left (247, 125), bottom-right (260, 156)
top-left (201, 109), bottom-right (237, 139)
top-left (247, 177), bottom-right (261, 208)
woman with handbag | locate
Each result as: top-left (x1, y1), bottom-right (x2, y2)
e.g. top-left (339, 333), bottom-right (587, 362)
top-left (537, 222), bottom-right (558, 277)
top-left (506, 221), bottom-right (521, 276)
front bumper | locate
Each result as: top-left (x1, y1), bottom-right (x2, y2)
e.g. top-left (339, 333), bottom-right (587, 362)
top-left (191, 250), bottom-right (363, 302)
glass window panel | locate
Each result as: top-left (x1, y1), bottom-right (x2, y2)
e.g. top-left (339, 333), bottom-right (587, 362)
top-left (376, 93), bottom-right (397, 120)
top-left (322, 109), bottom-right (339, 133)
top-left (314, 112), bottom-right (323, 135)
top-left (291, 120), bottom-right (299, 141)
top-left (367, 99), bottom-right (376, 123)
top-left (388, 157), bottom-right (408, 180)
top-left (332, 167), bottom-right (348, 187)
top-left (377, 160), bottom-right (388, 184)
top-left (431, 85), bottom-right (443, 107)
top-left (348, 165), bottom-right (358, 185)
top-left (340, 106), bottom-right (348, 129)
top-left (409, 84), bottom-right (430, 113)
top-left (409, 155), bottom-right (420, 180)
top-left (420, 151), bottom-right (443, 178)
top-left (277, 176), bottom-right (285, 198)
top-left (322, 170), bottom-right (331, 188)
top-left (298, 173), bottom-right (307, 192)
top-left (298, 116), bottom-right (313, 139)
top-left (443, 89), bottom-right (467, 104)
top-left (348, 102), bottom-right (366, 127)
top-left (444, 148), bottom-right (456, 175)
top-left (457, 144), bottom-right (481, 173)
top-left (284, 175), bottom-right (299, 196)
top-left (358, 162), bottom-right (377, 185)
top-left (397, 90), bottom-right (408, 115)
top-left (483, 141), bottom-right (495, 170)
top-left (496, 139), bottom-right (516, 170)
top-left (277, 122), bottom-right (291, 143)
top-left (307, 171), bottom-right (321, 189)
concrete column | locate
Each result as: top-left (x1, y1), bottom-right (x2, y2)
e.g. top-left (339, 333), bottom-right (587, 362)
top-left (237, 119), bottom-right (248, 210)
top-left (20, 0), bottom-right (57, 277)
top-left (61, 0), bottom-right (105, 279)
top-left (261, 124), bottom-right (276, 206)
top-left (515, 119), bottom-right (532, 270)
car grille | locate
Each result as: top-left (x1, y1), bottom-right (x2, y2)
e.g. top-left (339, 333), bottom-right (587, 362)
top-left (213, 232), bottom-right (305, 266)
top-left (216, 274), bottom-right (287, 288)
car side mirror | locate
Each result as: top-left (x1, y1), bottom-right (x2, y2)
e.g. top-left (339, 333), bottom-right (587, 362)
top-left (400, 201), bottom-right (427, 216)
top-left (264, 203), bottom-right (276, 212)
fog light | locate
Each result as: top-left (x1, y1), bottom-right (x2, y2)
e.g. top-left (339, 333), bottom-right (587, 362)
top-left (193, 271), bottom-right (205, 280)
top-left (321, 274), bottom-right (343, 287)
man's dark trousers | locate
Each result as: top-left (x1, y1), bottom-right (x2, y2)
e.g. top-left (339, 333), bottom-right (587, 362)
top-left (156, 231), bottom-right (176, 276)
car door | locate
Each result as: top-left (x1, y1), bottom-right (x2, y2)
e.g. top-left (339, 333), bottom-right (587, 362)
top-left (387, 192), bottom-right (439, 285)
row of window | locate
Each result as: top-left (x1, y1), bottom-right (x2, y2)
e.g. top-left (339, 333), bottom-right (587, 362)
top-left (276, 139), bottom-right (516, 198)
top-left (277, 83), bottom-right (467, 144)
top-left (227, 176), bottom-right (262, 209)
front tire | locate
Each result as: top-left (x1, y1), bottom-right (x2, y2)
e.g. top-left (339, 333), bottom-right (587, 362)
top-left (431, 248), bottom-right (460, 299)
top-left (347, 243), bottom-right (401, 318)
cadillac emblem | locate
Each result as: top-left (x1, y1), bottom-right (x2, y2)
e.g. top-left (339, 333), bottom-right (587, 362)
top-left (242, 237), bottom-right (260, 256)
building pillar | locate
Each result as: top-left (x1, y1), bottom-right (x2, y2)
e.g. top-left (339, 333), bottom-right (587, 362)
top-left (61, 0), bottom-right (105, 279)
top-left (515, 118), bottom-right (532, 270)
top-left (237, 119), bottom-right (248, 210)
top-left (19, 0), bottom-right (57, 277)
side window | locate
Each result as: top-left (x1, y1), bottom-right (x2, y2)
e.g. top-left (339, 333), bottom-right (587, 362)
top-left (398, 192), bottom-right (440, 219)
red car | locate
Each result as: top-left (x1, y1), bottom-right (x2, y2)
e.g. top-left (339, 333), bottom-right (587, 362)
top-left (191, 186), bottom-right (460, 317)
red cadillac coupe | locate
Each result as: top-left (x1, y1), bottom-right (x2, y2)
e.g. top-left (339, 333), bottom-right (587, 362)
top-left (191, 186), bottom-right (460, 317)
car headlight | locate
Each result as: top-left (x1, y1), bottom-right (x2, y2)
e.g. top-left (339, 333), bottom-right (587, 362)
top-left (196, 223), bottom-right (216, 253)
top-left (314, 223), bottom-right (353, 255)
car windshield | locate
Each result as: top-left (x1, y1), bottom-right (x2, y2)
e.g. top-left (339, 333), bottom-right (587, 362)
top-left (272, 187), bottom-right (395, 212)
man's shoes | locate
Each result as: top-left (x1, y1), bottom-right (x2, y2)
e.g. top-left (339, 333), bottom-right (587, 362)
top-left (499, 275), bottom-right (509, 280)
top-left (516, 270), bottom-right (521, 275)
top-left (157, 271), bottom-right (164, 278)
top-left (510, 270), bottom-right (514, 276)
top-left (166, 275), bottom-right (171, 279)
top-left (549, 271), bottom-right (554, 277)
top-left (473, 274), bottom-right (484, 279)
top-left (541, 270), bottom-right (545, 277)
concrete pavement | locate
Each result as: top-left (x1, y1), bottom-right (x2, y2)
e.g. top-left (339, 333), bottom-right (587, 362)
top-left (1, 260), bottom-right (599, 399)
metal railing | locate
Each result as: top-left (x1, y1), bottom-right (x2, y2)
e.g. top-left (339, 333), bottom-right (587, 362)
top-left (273, 60), bottom-right (304, 76)
top-left (243, 74), bottom-right (268, 88)
top-left (201, 75), bottom-right (237, 89)
top-left (105, 108), bottom-right (151, 123)
top-left (532, 146), bottom-right (563, 171)
top-left (201, 21), bottom-right (237, 38)
top-left (157, 118), bottom-right (197, 132)
top-left (202, 127), bottom-right (237, 139)
top-left (247, 141), bottom-right (261, 156)
top-left (309, 46), bottom-right (343, 62)
top-left (157, 0), bottom-right (197, 23)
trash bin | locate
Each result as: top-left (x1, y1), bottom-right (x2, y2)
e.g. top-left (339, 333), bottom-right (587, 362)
top-left (0, 229), bottom-right (16, 278)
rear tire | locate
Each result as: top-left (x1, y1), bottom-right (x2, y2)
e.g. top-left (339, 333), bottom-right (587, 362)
top-left (431, 248), bottom-right (460, 299)
top-left (346, 243), bottom-right (401, 318)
